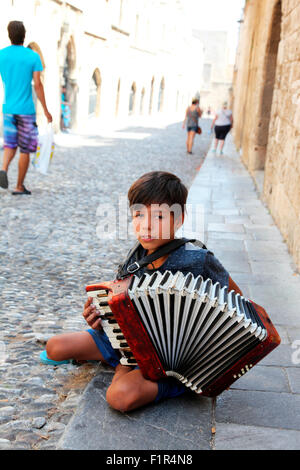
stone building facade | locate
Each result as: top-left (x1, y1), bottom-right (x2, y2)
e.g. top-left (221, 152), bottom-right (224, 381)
top-left (0, 0), bottom-right (204, 132)
top-left (193, 30), bottom-right (234, 114)
top-left (232, 0), bottom-right (300, 270)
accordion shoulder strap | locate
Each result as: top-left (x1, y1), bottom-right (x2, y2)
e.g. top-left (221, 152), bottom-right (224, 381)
top-left (117, 238), bottom-right (207, 278)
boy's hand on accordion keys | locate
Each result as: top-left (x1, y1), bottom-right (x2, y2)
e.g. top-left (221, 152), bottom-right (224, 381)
top-left (83, 297), bottom-right (103, 330)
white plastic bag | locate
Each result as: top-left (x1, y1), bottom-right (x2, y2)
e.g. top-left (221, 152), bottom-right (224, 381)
top-left (32, 124), bottom-right (55, 175)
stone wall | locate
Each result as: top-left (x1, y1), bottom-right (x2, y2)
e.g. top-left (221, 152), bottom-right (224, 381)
top-left (233, 0), bottom-right (300, 270)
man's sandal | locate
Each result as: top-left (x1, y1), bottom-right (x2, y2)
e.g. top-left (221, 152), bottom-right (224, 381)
top-left (0, 170), bottom-right (8, 189)
top-left (12, 185), bottom-right (31, 195)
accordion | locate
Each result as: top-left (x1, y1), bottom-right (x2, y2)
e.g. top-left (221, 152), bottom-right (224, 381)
top-left (86, 271), bottom-right (280, 397)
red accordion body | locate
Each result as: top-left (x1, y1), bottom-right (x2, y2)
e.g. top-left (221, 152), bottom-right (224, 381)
top-left (86, 274), bottom-right (280, 397)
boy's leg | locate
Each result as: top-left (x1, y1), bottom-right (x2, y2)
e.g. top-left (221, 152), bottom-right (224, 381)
top-left (46, 331), bottom-right (107, 363)
top-left (106, 368), bottom-right (159, 413)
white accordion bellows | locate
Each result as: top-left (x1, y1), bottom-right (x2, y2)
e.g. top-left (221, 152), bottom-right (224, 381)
top-left (127, 271), bottom-right (267, 393)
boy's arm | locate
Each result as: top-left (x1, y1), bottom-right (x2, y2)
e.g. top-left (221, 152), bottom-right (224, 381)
top-left (228, 276), bottom-right (243, 296)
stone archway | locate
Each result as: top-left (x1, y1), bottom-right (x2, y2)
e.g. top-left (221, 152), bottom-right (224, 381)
top-left (140, 87), bottom-right (145, 115)
top-left (256, 0), bottom-right (282, 169)
top-left (157, 77), bottom-right (165, 112)
top-left (149, 76), bottom-right (154, 114)
top-left (61, 35), bottom-right (78, 129)
top-left (115, 79), bottom-right (121, 116)
top-left (129, 82), bottom-right (136, 115)
top-left (89, 68), bottom-right (102, 117)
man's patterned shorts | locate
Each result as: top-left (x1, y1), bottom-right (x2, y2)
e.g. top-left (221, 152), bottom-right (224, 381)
top-left (3, 113), bottom-right (39, 154)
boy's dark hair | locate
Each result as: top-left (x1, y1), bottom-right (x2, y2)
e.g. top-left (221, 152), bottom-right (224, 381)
top-left (7, 21), bottom-right (26, 45)
top-left (128, 171), bottom-right (188, 215)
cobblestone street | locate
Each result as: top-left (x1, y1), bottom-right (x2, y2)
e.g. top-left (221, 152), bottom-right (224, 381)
top-left (0, 118), bottom-right (212, 449)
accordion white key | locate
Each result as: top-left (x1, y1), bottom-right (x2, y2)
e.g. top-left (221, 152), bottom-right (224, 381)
top-left (86, 271), bottom-right (280, 397)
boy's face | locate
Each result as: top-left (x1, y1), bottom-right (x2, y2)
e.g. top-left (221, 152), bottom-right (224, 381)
top-left (131, 204), bottom-right (184, 253)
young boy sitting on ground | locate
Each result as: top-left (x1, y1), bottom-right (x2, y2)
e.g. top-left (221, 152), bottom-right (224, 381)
top-left (40, 171), bottom-right (242, 412)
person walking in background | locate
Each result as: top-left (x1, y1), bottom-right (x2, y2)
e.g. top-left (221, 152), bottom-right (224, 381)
top-left (211, 102), bottom-right (233, 155)
top-left (182, 98), bottom-right (202, 155)
top-left (61, 86), bottom-right (71, 132)
top-left (0, 21), bottom-right (52, 195)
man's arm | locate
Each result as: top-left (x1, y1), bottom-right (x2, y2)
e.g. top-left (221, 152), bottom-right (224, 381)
top-left (33, 71), bottom-right (52, 123)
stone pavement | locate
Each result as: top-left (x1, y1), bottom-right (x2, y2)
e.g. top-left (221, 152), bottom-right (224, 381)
top-left (0, 118), bottom-right (211, 450)
top-left (58, 134), bottom-right (300, 451)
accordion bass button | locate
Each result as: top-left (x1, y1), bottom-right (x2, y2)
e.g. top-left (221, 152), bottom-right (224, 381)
top-left (96, 290), bottom-right (108, 297)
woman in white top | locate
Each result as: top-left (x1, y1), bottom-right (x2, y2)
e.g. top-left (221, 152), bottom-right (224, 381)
top-left (211, 102), bottom-right (233, 155)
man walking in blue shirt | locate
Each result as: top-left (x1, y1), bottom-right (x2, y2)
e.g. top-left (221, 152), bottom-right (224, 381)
top-left (0, 21), bottom-right (52, 195)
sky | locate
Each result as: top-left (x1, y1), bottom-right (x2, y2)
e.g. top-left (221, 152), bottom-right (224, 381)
top-left (186, 0), bottom-right (245, 63)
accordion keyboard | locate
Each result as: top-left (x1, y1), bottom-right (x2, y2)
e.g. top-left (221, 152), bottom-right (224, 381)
top-left (88, 288), bottom-right (138, 367)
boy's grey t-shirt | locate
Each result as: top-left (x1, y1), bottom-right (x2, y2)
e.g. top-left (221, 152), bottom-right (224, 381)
top-left (123, 242), bottom-right (229, 287)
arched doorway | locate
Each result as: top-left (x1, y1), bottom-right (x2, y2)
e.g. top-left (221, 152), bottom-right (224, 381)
top-left (129, 82), bottom-right (136, 115)
top-left (140, 87), bottom-right (145, 115)
top-left (157, 77), bottom-right (165, 112)
top-left (256, 0), bottom-right (282, 169)
top-left (89, 69), bottom-right (102, 117)
top-left (115, 79), bottom-right (121, 116)
top-left (149, 76), bottom-right (154, 114)
top-left (61, 36), bottom-right (78, 130)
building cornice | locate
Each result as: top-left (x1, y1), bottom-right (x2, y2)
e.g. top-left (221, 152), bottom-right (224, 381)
top-left (111, 25), bottom-right (130, 37)
top-left (130, 45), bottom-right (156, 56)
top-left (84, 31), bottom-right (107, 41)
top-left (66, 2), bottom-right (83, 13)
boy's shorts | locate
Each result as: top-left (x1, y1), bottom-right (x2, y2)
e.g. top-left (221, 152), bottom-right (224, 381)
top-left (3, 113), bottom-right (39, 154)
top-left (87, 328), bottom-right (187, 403)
